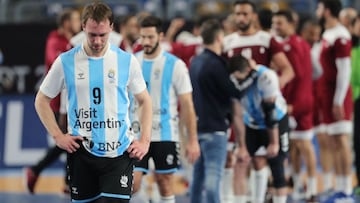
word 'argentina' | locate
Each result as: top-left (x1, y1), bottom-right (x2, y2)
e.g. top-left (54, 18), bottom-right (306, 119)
top-left (73, 108), bottom-right (122, 131)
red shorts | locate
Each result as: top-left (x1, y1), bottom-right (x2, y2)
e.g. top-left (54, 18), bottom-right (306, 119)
top-left (318, 85), bottom-right (353, 135)
top-left (318, 87), bottom-right (353, 123)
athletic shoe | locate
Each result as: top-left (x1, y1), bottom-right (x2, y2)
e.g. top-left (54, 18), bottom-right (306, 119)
top-left (23, 167), bottom-right (38, 194)
top-left (306, 195), bottom-right (319, 203)
top-left (323, 192), bottom-right (354, 203)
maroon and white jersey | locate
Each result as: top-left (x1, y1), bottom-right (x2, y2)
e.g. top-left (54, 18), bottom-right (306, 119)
top-left (319, 24), bottom-right (351, 84)
top-left (281, 34), bottom-right (314, 136)
top-left (282, 35), bottom-right (313, 112)
top-left (223, 30), bottom-right (283, 66)
top-left (318, 23), bottom-right (353, 134)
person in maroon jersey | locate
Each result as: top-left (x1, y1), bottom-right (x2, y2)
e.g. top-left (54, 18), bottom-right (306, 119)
top-left (118, 14), bottom-right (141, 53)
top-left (272, 10), bottom-right (318, 202)
top-left (223, 1), bottom-right (294, 203)
top-left (316, 0), bottom-right (353, 197)
top-left (24, 8), bottom-right (81, 194)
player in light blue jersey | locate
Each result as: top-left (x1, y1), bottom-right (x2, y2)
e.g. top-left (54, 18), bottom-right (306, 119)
top-left (35, 2), bottom-right (152, 203)
top-left (130, 16), bottom-right (200, 203)
top-left (228, 55), bottom-right (289, 203)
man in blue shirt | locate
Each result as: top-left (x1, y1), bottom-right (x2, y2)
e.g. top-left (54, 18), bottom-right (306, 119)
top-left (189, 19), bottom-right (254, 203)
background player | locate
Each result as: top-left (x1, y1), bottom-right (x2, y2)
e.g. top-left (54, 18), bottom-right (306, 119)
top-left (229, 55), bottom-right (289, 203)
top-left (130, 15), bottom-right (200, 203)
top-left (316, 0), bottom-right (353, 200)
top-left (272, 10), bottom-right (318, 201)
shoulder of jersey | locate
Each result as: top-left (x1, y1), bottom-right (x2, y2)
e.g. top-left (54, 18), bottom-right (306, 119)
top-left (323, 24), bottom-right (351, 43)
top-left (257, 66), bottom-right (277, 85)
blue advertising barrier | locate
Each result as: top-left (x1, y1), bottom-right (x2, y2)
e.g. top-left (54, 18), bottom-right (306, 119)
top-left (0, 94), bottom-right (63, 169)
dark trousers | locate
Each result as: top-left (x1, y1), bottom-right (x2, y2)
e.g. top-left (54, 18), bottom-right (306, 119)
top-left (354, 97), bottom-right (360, 186)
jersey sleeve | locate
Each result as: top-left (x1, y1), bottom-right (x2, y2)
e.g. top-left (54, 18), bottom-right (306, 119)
top-left (39, 56), bottom-right (65, 98)
top-left (334, 37), bottom-right (352, 58)
top-left (127, 55), bottom-right (146, 95)
top-left (258, 69), bottom-right (280, 99)
top-left (269, 37), bottom-right (284, 56)
top-left (172, 59), bottom-right (193, 95)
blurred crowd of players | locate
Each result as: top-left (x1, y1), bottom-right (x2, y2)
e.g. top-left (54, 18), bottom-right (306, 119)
top-left (22, 0), bottom-right (360, 202)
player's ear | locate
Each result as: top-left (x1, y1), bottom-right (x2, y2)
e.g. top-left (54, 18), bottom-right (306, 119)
top-left (159, 32), bottom-right (164, 40)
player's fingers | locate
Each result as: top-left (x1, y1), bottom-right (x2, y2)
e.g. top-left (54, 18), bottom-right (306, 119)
top-left (73, 136), bottom-right (84, 141)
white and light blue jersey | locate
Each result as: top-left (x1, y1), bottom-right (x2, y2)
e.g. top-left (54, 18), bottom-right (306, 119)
top-left (39, 43), bottom-right (146, 158)
top-left (241, 65), bottom-right (287, 129)
top-left (131, 50), bottom-right (192, 142)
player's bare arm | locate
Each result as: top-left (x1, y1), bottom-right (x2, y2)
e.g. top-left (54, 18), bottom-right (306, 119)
top-left (35, 91), bottom-right (83, 153)
top-left (127, 89), bottom-right (152, 160)
top-left (272, 52), bottom-right (295, 88)
top-left (232, 99), bottom-right (250, 163)
top-left (179, 92), bottom-right (200, 164)
top-left (262, 97), bottom-right (280, 158)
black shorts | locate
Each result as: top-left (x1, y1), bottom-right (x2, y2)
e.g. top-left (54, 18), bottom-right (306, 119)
top-left (246, 115), bottom-right (289, 157)
top-left (134, 141), bottom-right (180, 174)
top-left (67, 143), bottom-right (135, 202)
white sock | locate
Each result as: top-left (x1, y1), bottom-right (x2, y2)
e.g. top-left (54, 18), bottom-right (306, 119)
top-left (234, 195), bottom-right (247, 203)
top-left (292, 173), bottom-right (303, 191)
top-left (252, 167), bottom-right (268, 203)
top-left (160, 195), bottom-right (175, 203)
top-left (221, 168), bottom-right (234, 203)
top-left (306, 176), bottom-right (317, 198)
top-left (151, 182), bottom-right (161, 202)
top-left (273, 195), bottom-right (287, 203)
top-left (323, 172), bottom-right (333, 191)
top-left (335, 175), bottom-right (343, 192)
top-left (343, 175), bottom-right (353, 195)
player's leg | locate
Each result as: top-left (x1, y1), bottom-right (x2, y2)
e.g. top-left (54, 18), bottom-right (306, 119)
top-left (269, 115), bottom-right (289, 203)
top-left (290, 111), bottom-right (317, 200)
top-left (252, 156), bottom-right (270, 203)
top-left (131, 145), bottom-right (151, 203)
top-left (316, 127), bottom-right (334, 192)
top-left (152, 142), bottom-right (180, 203)
top-left (289, 139), bottom-right (304, 200)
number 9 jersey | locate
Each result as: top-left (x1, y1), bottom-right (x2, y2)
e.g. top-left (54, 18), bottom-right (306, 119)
top-left (39, 43), bottom-right (147, 158)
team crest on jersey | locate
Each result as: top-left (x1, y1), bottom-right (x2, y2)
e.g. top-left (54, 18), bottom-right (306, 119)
top-left (108, 69), bottom-right (116, 83)
top-left (154, 69), bottom-right (160, 80)
top-left (283, 44), bottom-right (291, 52)
top-left (120, 175), bottom-right (128, 188)
top-left (166, 154), bottom-right (174, 165)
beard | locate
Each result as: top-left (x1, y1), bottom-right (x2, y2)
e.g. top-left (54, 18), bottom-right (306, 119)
top-left (126, 33), bottom-right (138, 44)
top-left (143, 41), bottom-right (159, 55)
top-left (237, 22), bottom-right (251, 32)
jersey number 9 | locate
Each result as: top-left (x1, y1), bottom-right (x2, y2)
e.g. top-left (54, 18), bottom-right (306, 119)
top-left (93, 87), bottom-right (101, 104)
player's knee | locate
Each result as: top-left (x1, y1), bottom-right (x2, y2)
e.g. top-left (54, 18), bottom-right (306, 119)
top-left (154, 173), bottom-right (173, 195)
top-left (268, 156), bottom-right (286, 188)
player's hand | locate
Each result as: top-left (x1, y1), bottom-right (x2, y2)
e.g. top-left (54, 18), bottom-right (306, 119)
top-left (332, 105), bottom-right (344, 121)
top-left (186, 139), bottom-right (200, 164)
top-left (54, 134), bottom-right (83, 153)
top-left (266, 143), bottom-right (279, 158)
top-left (127, 140), bottom-right (150, 161)
top-left (235, 147), bottom-right (251, 164)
